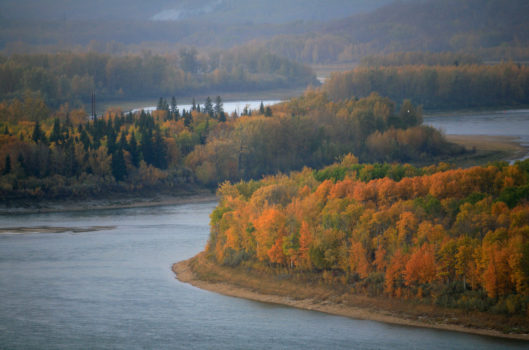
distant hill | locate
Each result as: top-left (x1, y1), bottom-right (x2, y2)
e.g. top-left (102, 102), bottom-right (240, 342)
top-left (256, 0), bottom-right (529, 63)
top-left (1, 0), bottom-right (528, 64)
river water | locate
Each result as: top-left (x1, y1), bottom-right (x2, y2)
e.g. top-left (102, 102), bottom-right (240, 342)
top-left (425, 109), bottom-right (529, 162)
top-left (132, 100), bottom-right (281, 115)
top-left (0, 202), bottom-right (527, 349)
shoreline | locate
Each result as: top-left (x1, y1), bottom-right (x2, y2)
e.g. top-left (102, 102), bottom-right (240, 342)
top-left (0, 193), bottom-right (218, 215)
top-left (173, 255), bottom-right (529, 342)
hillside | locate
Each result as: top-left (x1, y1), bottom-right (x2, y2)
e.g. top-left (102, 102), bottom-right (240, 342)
top-left (3, 0), bottom-right (528, 63)
top-left (257, 0), bottom-right (529, 63)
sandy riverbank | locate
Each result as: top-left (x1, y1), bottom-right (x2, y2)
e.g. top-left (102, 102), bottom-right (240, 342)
top-left (446, 134), bottom-right (528, 164)
top-left (0, 193), bottom-right (218, 215)
top-left (173, 254), bottom-right (529, 342)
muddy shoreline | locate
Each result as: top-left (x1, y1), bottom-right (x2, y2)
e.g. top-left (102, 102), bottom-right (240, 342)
top-left (173, 256), bottom-right (529, 342)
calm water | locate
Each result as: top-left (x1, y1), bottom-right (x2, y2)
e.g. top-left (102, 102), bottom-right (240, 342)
top-left (0, 202), bottom-right (527, 349)
top-left (425, 109), bottom-right (529, 161)
top-left (133, 100), bottom-right (281, 115)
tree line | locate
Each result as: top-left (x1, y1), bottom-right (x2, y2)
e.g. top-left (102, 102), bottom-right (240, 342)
top-left (208, 156), bottom-right (529, 317)
top-left (323, 62), bottom-right (529, 110)
top-left (0, 48), bottom-right (316, 108)
top-left (0, 90), bottom-right (462, 200)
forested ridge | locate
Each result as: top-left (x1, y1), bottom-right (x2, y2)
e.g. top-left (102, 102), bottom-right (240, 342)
top-left (255, 0), bottom-right (529, 64)
top-left (207, 156), bottom-right (529, 318)
top-left (0, 90), bottom-right (462, 201)
top-left (323, 62), bottom-right (529, 110)
top-left (0, 49), bottom-right (316, 108)
top-left (2, 0), bottom-right (529, 65)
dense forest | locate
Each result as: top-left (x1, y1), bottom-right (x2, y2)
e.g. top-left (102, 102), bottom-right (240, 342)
top-left (323, 62), bottom-right (529, 110)
top-left (207, 156), bottom-right (529, 316)
top-left (0, 49), bottom-right (316, 108)
top-left (0, 90), bottom-right (462, 200)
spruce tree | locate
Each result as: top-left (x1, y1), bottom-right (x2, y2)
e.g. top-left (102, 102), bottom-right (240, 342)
top-left (128, 132), bottom-right (140, 167)
top-left (153, 127), bottom-right (168, 169)
top-left (205, 97), bottom-right (214, 117)
top-left (31, 121), bottom-right (47, 144)
top-left (3, 155), bottom-right (11, 175)
top-left (214, 96), bottom-right (223, 118)
top-left (111, 147), bottom-right (127, 181)
top-left (49, 118), bottom-right (62, 144)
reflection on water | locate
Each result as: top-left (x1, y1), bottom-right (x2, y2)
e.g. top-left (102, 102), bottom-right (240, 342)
top-left (1, 202), bottom-right (527, 349)
top-left (425, 109), bottom-right (529, 161)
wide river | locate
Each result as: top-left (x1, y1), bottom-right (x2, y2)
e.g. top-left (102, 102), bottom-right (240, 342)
top-left (0, 202), bottom-right (527, 349)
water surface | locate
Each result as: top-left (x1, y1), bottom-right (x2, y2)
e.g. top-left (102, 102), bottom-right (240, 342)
top-left (0, 203), bottom-right (527, 349)
top-left (425, 109), bottom-right (529, 161)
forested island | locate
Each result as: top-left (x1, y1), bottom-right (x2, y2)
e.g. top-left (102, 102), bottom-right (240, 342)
top-left (177, 155), bottom-right (529, 336)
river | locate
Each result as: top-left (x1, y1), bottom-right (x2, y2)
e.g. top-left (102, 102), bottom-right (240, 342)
top-left (425, 109), bottom-right (529, 162)
top-left (0, 202), bottom-right (527, 349)
top-left (132, 100), bottom-right (281, 115)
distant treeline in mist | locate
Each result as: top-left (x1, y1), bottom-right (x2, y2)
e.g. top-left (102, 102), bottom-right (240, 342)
top-left (0, 49), bottom-right (316, 108)
top-left (2, 0), bottom-right (529, 65)
top-left (323, 62), bottom-right (529, 110)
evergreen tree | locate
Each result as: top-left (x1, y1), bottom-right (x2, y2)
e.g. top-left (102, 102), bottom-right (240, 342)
top-left (64, 140), bottom-right (78, 177)
top-left (31, 121), bottom-right (47, 144)
top-left (80, 128), bottom-right (91, 151)
top-left (3, 125), bottom-right (9, 135)
top-left (3, 155), bottom-right (11, 175)
top-left (140, 130), bottom-right (154, 165)
top-left (49, 118), bottom-right (62, 144)
top-left (214, 96), bottom-right (224, 118)
top-left (17, 154), bottom-right (26, 177)
top-left (128, 132), bottom-right (140, 167)
top-left (153, 128), bottom-right (168, 169)
top-left (107, 129), bottom-right (117, 155)
top-left (111, 147), bottom-right (127, 181)
top-left (192, 97), bottom-right (197, 111)
top-left (118, 130), bottom-right (128, 149)
top-left (171, 96), bottom-right (177, 114)
top-left (259, 101), bottom-right (265, 114)
top-left (265, 106), bottom-right (273, 117)
top-left (184, 111), bottom-right (192, 128)
top-left (205, 97), bottom-right (214, 117)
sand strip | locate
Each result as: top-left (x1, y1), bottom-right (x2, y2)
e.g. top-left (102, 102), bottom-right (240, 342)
top-left (173, 257), bottom-right (529, 342)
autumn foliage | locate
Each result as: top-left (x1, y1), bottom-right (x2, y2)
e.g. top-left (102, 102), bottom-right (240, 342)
top-left (0, 90), bottom-right (462, 200)
top-left (208, 157), bottom-right (529, 315)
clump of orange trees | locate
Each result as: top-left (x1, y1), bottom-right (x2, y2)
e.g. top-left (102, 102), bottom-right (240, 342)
top-left (208, 155), bottom-right (529, 315)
